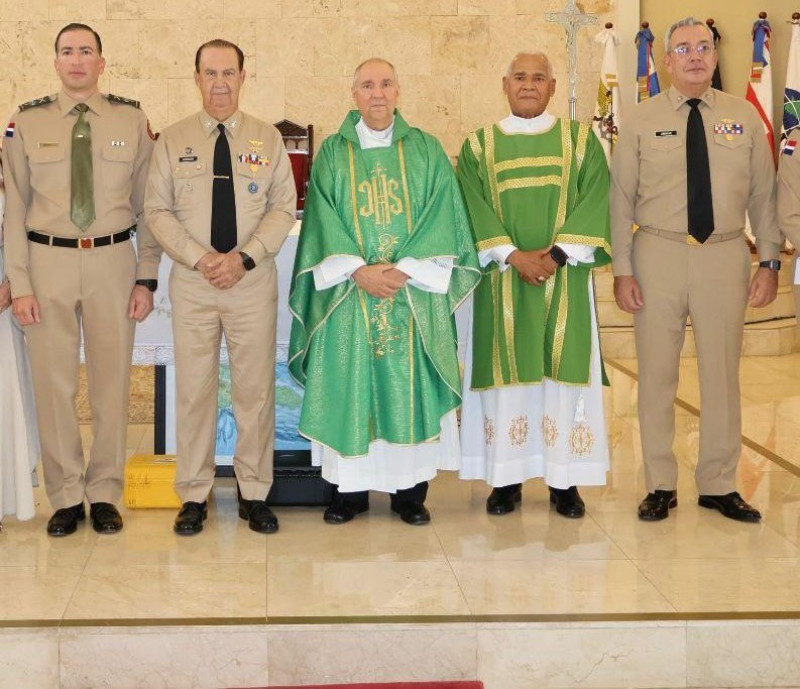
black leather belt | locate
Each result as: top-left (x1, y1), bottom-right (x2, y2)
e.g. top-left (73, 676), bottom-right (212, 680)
top-left (27, 226), bottom-right (135, 249)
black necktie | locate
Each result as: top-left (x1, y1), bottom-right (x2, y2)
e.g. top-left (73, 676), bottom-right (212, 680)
top-left (211, 123), bottom-right (237, 252)
top-left (686, 98), bottom-right (714, 243)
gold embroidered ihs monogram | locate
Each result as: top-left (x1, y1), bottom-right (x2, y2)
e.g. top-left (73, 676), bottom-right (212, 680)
top-left (358, 162), bottom-right (404, 227)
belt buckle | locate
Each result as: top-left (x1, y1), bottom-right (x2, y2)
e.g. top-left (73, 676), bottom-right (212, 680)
top-left (79, 237), bottom-right (93, 249)
top-left (686, 235), bottom-right (701, 246)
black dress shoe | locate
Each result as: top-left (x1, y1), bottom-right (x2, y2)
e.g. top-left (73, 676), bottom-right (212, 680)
top-left (391, 501), bottom-right (431, 525)
top-left (486, 484), bottom-right (522, 515)
top-left (46, 504), bottom-right (85, 537)
top-left (698, 492), bottom-right (761, 523)
top-left (549, 486), bottom-right (585, 519)
top-left (323, 499), bottom-right (369, 525)
top-left (638, 490), bottom-right (678, 521)
top-left (174, 501), bottom-right (208, 535)
top-left (238, 498), bottom-right (279, 533)
top-left (89, 502), bottom-right (123, 534)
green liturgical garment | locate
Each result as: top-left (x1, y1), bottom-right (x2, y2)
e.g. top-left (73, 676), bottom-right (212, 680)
top-left (289, 111), bottom-right (480, 458)
top-left (456, 119), bottom-right (612, 389)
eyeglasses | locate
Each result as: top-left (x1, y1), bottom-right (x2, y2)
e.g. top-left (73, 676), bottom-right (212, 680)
top-left (670, 43), bottom-right (715, 58)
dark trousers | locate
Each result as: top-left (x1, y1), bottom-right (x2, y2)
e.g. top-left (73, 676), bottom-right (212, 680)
top-left (330, 481), bottom-right (429, 509)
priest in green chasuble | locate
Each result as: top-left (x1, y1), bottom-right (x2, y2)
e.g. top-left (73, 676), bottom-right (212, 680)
top-left (288, 58), bottom-right (480, 525)
top-left (457, 52), bottom-right (611, 518)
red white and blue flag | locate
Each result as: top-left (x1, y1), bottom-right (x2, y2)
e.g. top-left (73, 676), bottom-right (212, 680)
top-left (745, 15), bottom-right (776, 164)
top-left (635, 24), bottom-right (660, 103)
top-left (781, 18), bottom-right (800, 151)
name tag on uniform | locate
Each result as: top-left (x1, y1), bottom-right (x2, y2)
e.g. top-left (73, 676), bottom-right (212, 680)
top-left (179, 155), bottom-right (198, 162)
top-left (655, 130), bottom-right (678, 137)
top-left (37, 141), bottom-right (59, 147)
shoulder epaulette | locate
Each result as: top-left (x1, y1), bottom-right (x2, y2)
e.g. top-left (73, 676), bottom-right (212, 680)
top-left (18, 95), bottom-right (55, 112)
top-left (106, 93), bottom-right (140, 108)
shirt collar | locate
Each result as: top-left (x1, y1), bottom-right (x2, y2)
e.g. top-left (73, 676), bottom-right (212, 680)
top-left (198, 110), bottom-right (244, 139)
top-left (355, 116), bottom-right (395, 148)
top-left (58, 90), bottom-right (104, 117)
top-left (667, 85), bottom-right (715, 110)
top-left (499, 111), bottom-right (556, 133)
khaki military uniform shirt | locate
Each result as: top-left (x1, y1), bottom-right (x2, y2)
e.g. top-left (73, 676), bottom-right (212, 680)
top-left (144, 110), bottom-right (296, 268)
top-left (778, 132), bottom-right (800, 248)
top-left (610, 86), bottom-right (781, 276)
top-left (1, 90), bottom-right (161, 297)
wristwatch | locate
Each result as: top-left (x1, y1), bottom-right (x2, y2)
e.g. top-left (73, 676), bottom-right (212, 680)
top-left (549, 245), bottom-right (568, 267)
top-left (135, 279), bottom-right (158, 292)
top-left (758, 259), bottom-right (781, 271)
top-left (239, 252), bottom-right (256, 271)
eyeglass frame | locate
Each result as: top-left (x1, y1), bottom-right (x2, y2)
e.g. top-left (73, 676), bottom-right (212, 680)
top-left (669, 41), bottom-right (716, 58)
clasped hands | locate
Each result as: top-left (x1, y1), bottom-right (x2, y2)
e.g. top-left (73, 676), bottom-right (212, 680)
top-left (195, 251), bottom-right (246, 290)
top-left (506, 247), bottom-right (559, 286)
top-left (352, 263), bottom-right (409, 298)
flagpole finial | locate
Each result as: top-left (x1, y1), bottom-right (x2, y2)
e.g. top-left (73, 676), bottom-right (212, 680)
top-left (792, 12), bottom-right (800, 21)
top-left (605, 22), bottom-right (613, 28)
top-left (706, 18), bottom-right (715, 27)
top-left (759, 11), bottom-right (767, 19)
top-left (641, 21), bottom-right (649, 28)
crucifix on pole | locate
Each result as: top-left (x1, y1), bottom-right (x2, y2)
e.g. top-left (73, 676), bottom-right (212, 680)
top-left (545, 0), bottom-right (599, 120)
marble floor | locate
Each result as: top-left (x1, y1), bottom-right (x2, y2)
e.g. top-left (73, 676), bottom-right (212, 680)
top-left (2, 357), bottom-right (800, 688)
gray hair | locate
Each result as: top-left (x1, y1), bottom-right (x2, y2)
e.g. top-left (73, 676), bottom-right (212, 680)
top-left (352, 58), bottom-right (399, 89)
top-left (506, 52), bottom-right (553, 79)
top-left (664, 17), bottom-right (714, 51)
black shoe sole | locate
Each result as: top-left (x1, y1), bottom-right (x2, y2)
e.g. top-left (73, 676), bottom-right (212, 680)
top-left (91, 521), bottom-right (123, 534)
top-left (174, 523), bottom-right (204, 535)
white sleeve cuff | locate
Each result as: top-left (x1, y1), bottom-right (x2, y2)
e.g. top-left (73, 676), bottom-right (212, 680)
top-left (312, 255), bottom-right (366, 290)
top-left (478, 243), bottom-right (516, 272)
top-left (556, 242), bottom-right (596, 266)
top-left (395, 257), bottom-right (453, 294)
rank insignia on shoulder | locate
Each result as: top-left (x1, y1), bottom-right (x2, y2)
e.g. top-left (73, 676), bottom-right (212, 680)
top-left (18, 95), bottom-right (54, 111)
top-left (784, 140), bottom-right (797, 156)
top-left (655, 130), bottom-right (678, 137)
top-left (106, 93), bottom-right (141, 108)
top-left (5, 122), bottom-right (15, 138)
top-left (713, 119), bottom-right (743, 140)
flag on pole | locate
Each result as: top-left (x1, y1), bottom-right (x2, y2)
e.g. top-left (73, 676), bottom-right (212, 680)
top-left (635, 23), bottom-right (660, 102)
top-left (707, 19), bottom-right (723, 91)
top-left (781, 15), bottom-right (800, 150)
top-left (745, 14), bottom-right (776, 164)
top-left (592, 24), bottom-right (621, 161)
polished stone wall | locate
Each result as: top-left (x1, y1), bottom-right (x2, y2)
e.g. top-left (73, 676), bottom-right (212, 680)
top-left (0, 0), bottom-right (615, 156)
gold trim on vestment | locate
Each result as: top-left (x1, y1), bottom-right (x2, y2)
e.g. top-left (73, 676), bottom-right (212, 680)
top-left (489, 270), bottom-right (503, 384)
top-left (347, 142), bottom-right (366, 254)
top-left (493, 156), bottom-right (562, 173)
top-left (497, 175), bottom-right (561, 194)
top-left (397, 139), bottom-right (413, 236)
top-left (551, 267), bottom-right (569, 376)
top-left (476, 235), bottom-right (515, 252)
top-left (468, 132), bottom-right (483, 160)
top-left (575, 123), bottom-right (590, 169)
top-left (502, 268), bottom-right (518, 383)
top-left (555, 233), bottom-right (613, 257)
top-left (409, 313), bottom-right (415, 440)
top-left (484, 126), bottom-right (503, 224)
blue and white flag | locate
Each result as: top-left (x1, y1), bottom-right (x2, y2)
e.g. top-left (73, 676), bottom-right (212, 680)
top-left (635, 24), bottom-right (660, 102)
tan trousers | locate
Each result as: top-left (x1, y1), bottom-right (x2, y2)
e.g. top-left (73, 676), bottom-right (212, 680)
top-left (632, 230), bottom-right (750, 495)
top-left (169, 259), bottom-right (277, 503)
top-left (25, 240), bottom-right (136, 509)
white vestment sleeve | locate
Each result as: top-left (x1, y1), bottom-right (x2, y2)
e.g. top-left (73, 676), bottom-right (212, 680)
top-left (312, 255), bottom-right (366, 290)
top-left (478, 243), bottom-right (516, 272)
top-left (395, 257), bottom-right (453, 294)
top-left (557, 242), bottom-right (596, 265)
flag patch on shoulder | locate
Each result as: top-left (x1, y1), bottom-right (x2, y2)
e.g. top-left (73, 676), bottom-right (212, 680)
top-left (783, 140), bottom-right (797, 156)
top-left (5, 122), bottom-right (15, 138)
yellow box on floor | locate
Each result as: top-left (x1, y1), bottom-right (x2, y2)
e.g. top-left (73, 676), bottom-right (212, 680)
top-left (124, 454), bottom-right (182, 508)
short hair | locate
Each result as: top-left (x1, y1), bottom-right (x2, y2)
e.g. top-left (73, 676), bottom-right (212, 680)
top-left (664, 17), bottom-right (714, 51)
top-left (505, 52), bottom-right (553, 79)
top-left (195, 39), bottom-right (245, 72)
top-left (352, 58), bottom-right (398, 89)
top-left (54, 23), bottom-right (102, 55)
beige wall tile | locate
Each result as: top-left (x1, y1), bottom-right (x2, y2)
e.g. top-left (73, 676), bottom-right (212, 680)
top-left (431, 16), bottom-right (491, 75)
top-left (282, 0), bottom-right (345, 18)
top-left (107, 0), bottom-right (223, 20)
top-left (0, 1), bottom-right (47, 20)
top-left (48, 0), bottom-right (107, 20)
top-left (346, 0), bottom-right (457, 16)
top-left (458, 0), bottom-right (517, 15)
top-left (224, 0), bottom-right (282, 18)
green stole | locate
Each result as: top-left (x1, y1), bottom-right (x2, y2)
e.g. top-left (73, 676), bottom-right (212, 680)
top-left (456, 119), bottom-right (612, 389)
top-left (288, 110), bottom-right (480, 457)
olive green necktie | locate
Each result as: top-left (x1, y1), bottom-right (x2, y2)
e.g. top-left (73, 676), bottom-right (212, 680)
top-left (70, 103), bottom-right (95, 230)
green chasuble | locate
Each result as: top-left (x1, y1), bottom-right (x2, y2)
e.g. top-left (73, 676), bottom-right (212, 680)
top-left (456, 119), bottom-right (612, 389)
top-left (288, 111), bottom-right (480, 458)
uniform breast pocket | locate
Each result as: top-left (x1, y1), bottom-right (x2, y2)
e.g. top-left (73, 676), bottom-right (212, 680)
top-left (712, 134), bottom-right (751, 176)
top-left (101, 143), bottom-right (136, 189)
top-left (172, 161), bottom-right (207, 209)
top-left (235, 160), bottom-right (272, 205)
top-left (28, 145), bottom-right (66, 190)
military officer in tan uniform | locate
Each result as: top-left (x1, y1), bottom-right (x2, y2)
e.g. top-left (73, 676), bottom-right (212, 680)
top-left (611, 16), bottom-right (781, 523)
top-left (2, 23), bottom-right (161, 536)
top-left (777, 131), bottom-right (800, 320)
top-left (145, 39), bottom-right (296, 535)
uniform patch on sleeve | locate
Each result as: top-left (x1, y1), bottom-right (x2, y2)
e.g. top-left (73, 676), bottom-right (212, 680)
top-left (5, 122), bottom-right (15, 138)
top-left (784, 140), bottom-right (797, 156)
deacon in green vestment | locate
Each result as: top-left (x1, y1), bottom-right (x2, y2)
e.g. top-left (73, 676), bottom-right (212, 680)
top-left (288, 58), bottom-right (480, 525)
top-left (457, 52), bottom-right (612, 519)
